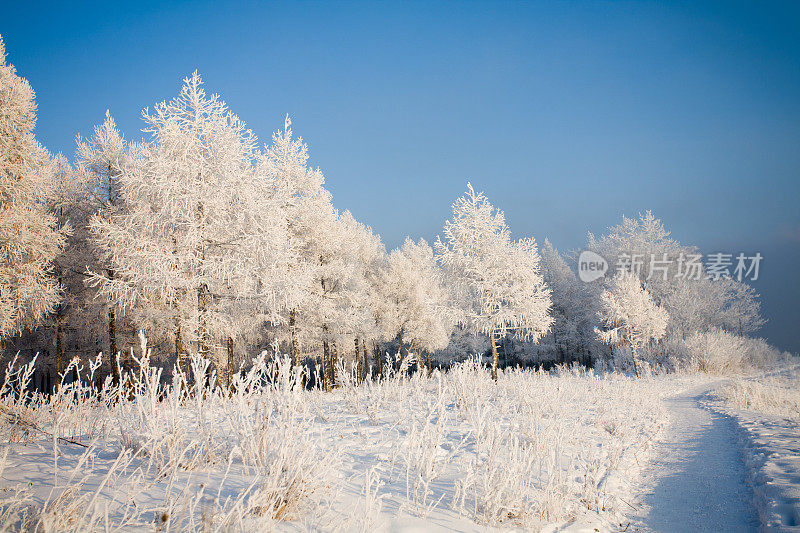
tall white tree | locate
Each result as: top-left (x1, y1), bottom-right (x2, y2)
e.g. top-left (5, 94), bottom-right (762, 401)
top-left (76, 111), bottom-right (129, 381)
top-left (596, 271), bottom-right (669, 376)
top-left (436, 183), bottom-right (552, 380)
top-left (0, 36), bottom-right (66, 339)
top-left (539, 239), bottom-right (597, 363)
top-left (46, 153), bottom-right (92, 373)
top-left (589, 211), bottom-right (764, 346)
top-left (88, 73), bottom-right (290, 381)
top-left (379, 237), bottom-right (453, 371)
top-left (260, 118), bottom-right (390, 385)
top-left (258, 117), bottom-right (328, 364)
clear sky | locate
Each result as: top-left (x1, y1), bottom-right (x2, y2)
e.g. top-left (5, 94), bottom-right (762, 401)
top-left (2, 1), bottom-right (799, 352)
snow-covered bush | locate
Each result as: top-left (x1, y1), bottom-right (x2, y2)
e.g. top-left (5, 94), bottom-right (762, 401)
top-left (716, 373), bottom-right (800, 420)
top-left (0, 345), bottom-right (340, 530)
top-left (674, 329), bottom-right (793, 375)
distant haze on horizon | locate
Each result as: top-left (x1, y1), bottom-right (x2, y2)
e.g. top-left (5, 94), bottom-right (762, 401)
top-left (2, 0), bottom-right (798, 352)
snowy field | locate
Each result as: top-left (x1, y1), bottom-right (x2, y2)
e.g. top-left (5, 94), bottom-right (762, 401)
top-left (1, 351), bottom-right (799, 532)
top-left (710, 368), bottom-right (800, 531)
top-left (0, 351), bottom-right (678, 532)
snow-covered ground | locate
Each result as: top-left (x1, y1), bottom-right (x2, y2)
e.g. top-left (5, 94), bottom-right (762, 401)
top-left (628, 367), bottom-right (800, 533)
top-left (0, 353), bottom-right (674, 531)
top-left (710, 368), bottom-right (800, 532)
top-left (0, 353), bottom-right (797, 532)
top-left (630, 380), bottom-right (759, 532)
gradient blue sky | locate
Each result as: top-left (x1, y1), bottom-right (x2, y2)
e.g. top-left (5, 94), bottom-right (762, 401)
top-left (2, 1), bottom-right (799, 351)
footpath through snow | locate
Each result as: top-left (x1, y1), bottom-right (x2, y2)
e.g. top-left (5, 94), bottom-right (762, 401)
top-left (630, 382), bottom-right (759, 533)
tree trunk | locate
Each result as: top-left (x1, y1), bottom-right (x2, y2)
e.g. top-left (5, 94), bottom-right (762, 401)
top-left (227, 336), bottom-right (234, 391)
top-left (397, 330), bottom-right (403, 359)
top-left (109, 305), bottom-right (119, 385)
top-left (56, 309), bottom-right (63, 378)
top-left (197, 284), bottom-right (209, 360)
top-left (289, 309), bottom-right (300, 367)
top-left (195, 201), bottom-right (210, 367)
top-left (56, 205), bottom-right (64, 381)
top-left (355, 337), bottom-right (362, 384)
top-left (631, 345), bottom-right (641, 378)
top-left (107, 268), bottom-right (119, 386)
top-left (490, 326), bottom-right (499, 381)
top-left (362, 338), bottom-right (368, 380)
top-left (322, 340), bottom-right (331, 392)
top-left (425, 349), bottom-right (432, 376)
top-left (332, 341), bottom-right (339, 387)
top-left (175, 318), bottom-right (185, 377)
top-left (374, 341), bottom-right (382, 379)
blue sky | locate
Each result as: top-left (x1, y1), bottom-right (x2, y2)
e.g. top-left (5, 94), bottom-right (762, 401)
top-left (2, 1), bottom-right (799, 351)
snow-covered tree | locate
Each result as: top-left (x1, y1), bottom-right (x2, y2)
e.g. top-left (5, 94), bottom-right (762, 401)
top-left (257, 117), bottom-right (327, 364)
top-left (587, 211), bottom-right (684, 303)
top-left (713, 278), bottom-right (765, 335)
top-left (336, 211), bottom-right (386, 357)
top-left (436, 183), bottom-right (552, 380)
top-left (539, 239), bottom-right (597, 363)
top-left (74, 111), bottom-right (133, 381)
top-left (292, 206), bottom-right (383, 388)
top-left (379, 237), bottom-right (453, 371)
top-left (596, 271), bottom-right (669, 376)
top-left (0, 36), bottom-right (66, 339)
top-left (259, 118), bottom-right (390, 385)
top-left (45, 153), bottom-right (92, 373)
top-left (88, 73), bottom-right (290, 381)
top-left (588, 211), bottom-right (764, 350)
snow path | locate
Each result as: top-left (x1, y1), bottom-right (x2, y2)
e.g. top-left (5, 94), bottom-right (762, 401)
top-left (631, 383), bottom-right (759, 532)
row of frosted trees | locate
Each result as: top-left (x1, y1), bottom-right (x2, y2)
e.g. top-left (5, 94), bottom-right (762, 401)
top-left (0, 36), bottom-right (769, 387)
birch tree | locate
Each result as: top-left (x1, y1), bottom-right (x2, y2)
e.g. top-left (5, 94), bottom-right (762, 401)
top-left (540, 239), bottom-right (598, 363)
top-left (258, 117), bottom-right (326, 365)
top-left (589, 211), bottom-right (764, 346)
top-left (436, 183), bottom-right (552, 380)
top-left (77, 111), bottom-right (129, 381)
top-left (89, 72), bottom-right (290, 381)
top-left (0, 36), bottom-right (66, 339)
top-left (596, 271), bottom-right (669, 376)
top-left (379, 237), bottom-right (453, 372)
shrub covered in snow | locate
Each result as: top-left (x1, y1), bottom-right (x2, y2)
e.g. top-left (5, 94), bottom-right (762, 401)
top-left (716, 372), bottom-right (800, 420)
top-left (671, 329), bottom-right (793, 375)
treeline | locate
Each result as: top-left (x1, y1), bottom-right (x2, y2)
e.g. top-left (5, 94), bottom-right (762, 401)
top-left (0, 36), bottom-right (782, 389)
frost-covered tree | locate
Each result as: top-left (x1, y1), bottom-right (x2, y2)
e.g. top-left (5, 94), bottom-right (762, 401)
top-left (596, 271), bottom-right (669, 376)
top-left (89, 73), bottom-right (290, 381)
top-left (0, 36), bottom-right (66, 339)
top-left (436, 183), bottom-right (552, 380)
top-left (293, 206), bottom-right (383, 388)
top-left (77, 111), bottom-right (129, 375)
top-left (257, 117), bottom-right (326, 364)
top-left (260, 119), bottom-right (389, 385)
top-left (45, 154), bottom-right (92, 373)
top-left (588, 211), bottom-right (764, 349)
top-left (336, 211), bottom-right (386, 359)
top-left (587, 211), bottom-right (684, 302)
top-left (539, 239), bottom-right (597, 363)
top-left (713, 278), bottom-right (765, 335)
top-left (379, 237), bottom-right (453, 371)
